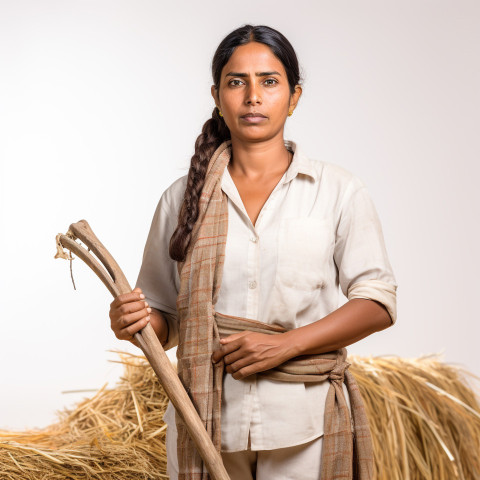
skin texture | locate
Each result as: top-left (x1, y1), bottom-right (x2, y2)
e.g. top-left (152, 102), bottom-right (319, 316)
top-left (109, 41), bottom-right (393, 376)
top-left (109, 287), bottom-right (168, 349)
top-left (211, 42), bottom-right (302, 226)
top-left (212, 299), bottom-right (392, 380)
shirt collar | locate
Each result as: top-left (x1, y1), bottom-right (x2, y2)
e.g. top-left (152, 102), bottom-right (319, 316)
top-left (282, 140), bottom-right (318, 184)
top-left (221, 139), bottom-right (318, 189)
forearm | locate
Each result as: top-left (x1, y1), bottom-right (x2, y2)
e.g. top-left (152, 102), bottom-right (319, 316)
top-left (285, 298), bottom-right (392, 357)
top-left (150, 307), bottom-right (170, 346)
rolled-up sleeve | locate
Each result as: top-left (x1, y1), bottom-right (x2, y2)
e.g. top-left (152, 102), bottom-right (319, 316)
top-left (333, 178), bottom-right (398, 324)
top-left (135, 193), bottom-right (180, 350)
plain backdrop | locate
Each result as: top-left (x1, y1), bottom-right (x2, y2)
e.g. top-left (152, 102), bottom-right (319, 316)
top-left (1, 0), bottom-right (479, 430)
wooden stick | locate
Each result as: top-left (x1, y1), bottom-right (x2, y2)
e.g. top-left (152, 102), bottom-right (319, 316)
top-left (56, 219), bottom-right (230, 480)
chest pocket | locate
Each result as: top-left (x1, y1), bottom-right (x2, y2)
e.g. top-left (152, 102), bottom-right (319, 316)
top-left (276, 217), bottom-right (335, 291)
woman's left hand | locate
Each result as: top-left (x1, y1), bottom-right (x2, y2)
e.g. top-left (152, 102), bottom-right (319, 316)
top-left (211, 331), bottom-right (296, 380)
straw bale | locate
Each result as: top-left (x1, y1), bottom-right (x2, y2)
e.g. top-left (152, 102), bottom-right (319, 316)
top-left (349, 353), bottom-right (480, 480)
top-left (1, 351), bottom-right (479, 479)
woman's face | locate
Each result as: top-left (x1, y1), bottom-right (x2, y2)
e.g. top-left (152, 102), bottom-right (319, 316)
top-left (211, 41), bottom-right (302, 144)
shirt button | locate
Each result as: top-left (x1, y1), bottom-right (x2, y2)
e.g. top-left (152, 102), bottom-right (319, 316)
top-left (250, 237), bottom-right (258, 243)
top-left (248, 280), bottom-right (257, 289)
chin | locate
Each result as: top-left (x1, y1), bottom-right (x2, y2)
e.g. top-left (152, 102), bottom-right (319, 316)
top-left (235, 127), bottom-right (274, 141)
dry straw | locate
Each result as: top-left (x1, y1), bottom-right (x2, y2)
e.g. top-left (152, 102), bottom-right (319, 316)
top-left (349, 353), bottom-right (480, 480)
top-left (1, 352), bottom-right (479, 479)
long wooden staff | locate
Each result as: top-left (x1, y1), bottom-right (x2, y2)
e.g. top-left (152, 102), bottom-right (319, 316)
top-left (55, 219), bottom-right (230, 480)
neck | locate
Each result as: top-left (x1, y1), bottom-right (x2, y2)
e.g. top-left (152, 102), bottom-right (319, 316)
top-left (228, 135), bottom-right (292, 181)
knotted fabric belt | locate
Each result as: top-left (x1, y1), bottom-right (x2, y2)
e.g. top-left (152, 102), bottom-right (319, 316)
top-left (215, 311), bottom-right (372, 479)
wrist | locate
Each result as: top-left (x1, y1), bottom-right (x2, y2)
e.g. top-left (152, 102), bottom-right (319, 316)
top-left (282, 329), bottom-right (304, 359)
top-left (149, 308), bottom-right (169, 346)
top-left (129, 336), bottom-right (141, 349)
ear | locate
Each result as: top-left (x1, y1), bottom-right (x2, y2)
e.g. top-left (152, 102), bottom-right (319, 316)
top-left (211, 85), bottom-right (220, 108)
top-left (289, 85), bottom-right (303, 112)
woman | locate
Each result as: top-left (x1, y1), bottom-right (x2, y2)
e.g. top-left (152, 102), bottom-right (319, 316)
top-left (109, 24), bottom-right (397, 480)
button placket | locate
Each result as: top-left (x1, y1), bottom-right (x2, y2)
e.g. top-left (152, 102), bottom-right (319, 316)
top-left (238, 376), bottom-right (255, 450)
top-left (246, 228), bottom-right (259, 318)
top-left (248, 376), bottom-right (262, 449)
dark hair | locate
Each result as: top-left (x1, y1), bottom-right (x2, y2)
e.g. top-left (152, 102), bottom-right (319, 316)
top-left (169, 24), bottom-right (302, 261)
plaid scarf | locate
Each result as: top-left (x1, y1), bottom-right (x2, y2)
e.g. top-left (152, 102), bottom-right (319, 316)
top-left (175, 140), bottom-right (374, 480)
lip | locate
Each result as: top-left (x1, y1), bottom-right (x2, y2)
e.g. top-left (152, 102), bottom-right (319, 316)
top-left (241, 113), bottom-right (267, 123)
top-left (241, 112), bottom-right (267, 118)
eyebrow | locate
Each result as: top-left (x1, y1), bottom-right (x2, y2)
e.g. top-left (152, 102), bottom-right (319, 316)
top-left (225, 71), bottom-right (282, 77)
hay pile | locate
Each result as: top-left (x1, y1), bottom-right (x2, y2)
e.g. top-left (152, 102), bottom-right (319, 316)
top-left (349, 354), bottom-right (480, 480)
top-left (0, 351), bottom-right (170, 479)
top-left (1, 352), bottom-right (479, 480)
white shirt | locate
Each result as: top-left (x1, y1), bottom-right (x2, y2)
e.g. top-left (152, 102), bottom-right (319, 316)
top-left (135, 140), bottom-right (397, 452)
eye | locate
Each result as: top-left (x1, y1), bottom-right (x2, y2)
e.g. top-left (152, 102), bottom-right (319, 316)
top-left (228, 79), bottom-right (244, 87)
top-left (264, 78), bottom-right (278, 86)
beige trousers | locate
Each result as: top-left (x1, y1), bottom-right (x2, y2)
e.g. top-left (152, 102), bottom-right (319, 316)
top-left (166, 422), bottom-right (324, 480)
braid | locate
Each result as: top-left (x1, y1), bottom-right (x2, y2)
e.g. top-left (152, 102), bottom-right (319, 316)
top-left (169, 107), bottom-right (230, 262)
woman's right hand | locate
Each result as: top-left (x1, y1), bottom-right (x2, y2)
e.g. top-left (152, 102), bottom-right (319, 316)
top-left (109, 287), bottom-right (151, 345)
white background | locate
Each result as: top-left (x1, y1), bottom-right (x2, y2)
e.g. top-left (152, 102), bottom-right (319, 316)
top-left (1, 0), bottom-right (479, 430)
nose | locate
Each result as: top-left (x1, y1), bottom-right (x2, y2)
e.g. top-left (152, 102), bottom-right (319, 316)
top-left (245, 81), bottom-right (262, 105)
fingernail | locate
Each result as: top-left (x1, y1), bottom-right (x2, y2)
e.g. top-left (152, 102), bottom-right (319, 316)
top-left (147, 307), bottom-right (152, 313)
top-left (146, 316), bottom-right (150, 321)
top-left (140, 293), bottom-right (145, 299)
top-left (144, 301), bottom-right (149, 307)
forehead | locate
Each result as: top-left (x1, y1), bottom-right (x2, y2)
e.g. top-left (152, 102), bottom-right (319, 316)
top-left (221, 42), bottom-right (285, 75)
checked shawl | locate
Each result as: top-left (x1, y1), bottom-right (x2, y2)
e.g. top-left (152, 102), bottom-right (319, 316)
top-left (175, 140), bottom-right (374, 480)
top-left (175, 141), bottom-right (231, 480)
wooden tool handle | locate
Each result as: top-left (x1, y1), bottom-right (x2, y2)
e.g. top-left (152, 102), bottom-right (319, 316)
top-left (57, 219), bottom-right (230, 480)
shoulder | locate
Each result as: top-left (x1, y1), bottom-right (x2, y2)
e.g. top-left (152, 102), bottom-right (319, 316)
top-left (317, 160), bottom-right (369, 211)
top-left (293, 142), bottom-right (366, 198)
top-left (158, 174), bottom-right (188, 214)
top-left (318, 159), bottom-right (365, 193)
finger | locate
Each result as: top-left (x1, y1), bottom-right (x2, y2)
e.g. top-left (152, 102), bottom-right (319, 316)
top-left (232, 362), bottom-right (264, 380)
top-left (219, 331), bottom-right (249, 344)
top-left (211, 341), bottom-right (240, 363)
top-left (223, 349), bottom-right (245, 366)
top-left (111, 292), bottom-right (145, 309)
top-left (225, 355), bottom-right (255, 374)
top-left (116, 308), bottom-right (151, 329)
top-left (110, 290), bottom-right (145, 309)
top-left (116, 300), bottom-right (150, 317)
top-left (211, 347), bottom-right (226, 363)
top-left (116, 316), bottom-right (150, 340)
